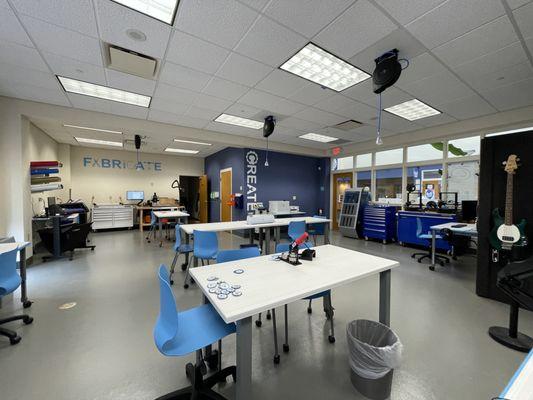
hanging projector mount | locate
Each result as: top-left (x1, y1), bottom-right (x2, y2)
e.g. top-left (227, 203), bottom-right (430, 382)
top-left (263, 116), bottom-right (276, 167)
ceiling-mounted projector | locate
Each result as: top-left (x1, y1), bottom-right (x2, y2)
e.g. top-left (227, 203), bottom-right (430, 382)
top-left (263, 115), bottom-right (276, 138)
top-left (372, 49), bottom-right (402, 94)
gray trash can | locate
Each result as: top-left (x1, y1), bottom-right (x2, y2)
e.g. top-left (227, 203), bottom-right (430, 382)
top-left (347, 319), bottom-right (403, 400)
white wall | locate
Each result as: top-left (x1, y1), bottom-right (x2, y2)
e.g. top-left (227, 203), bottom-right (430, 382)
top-left (70, 146), bottom-right (204, 205)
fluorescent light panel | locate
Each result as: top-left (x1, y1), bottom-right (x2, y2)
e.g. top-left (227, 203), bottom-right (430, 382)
top-left (63, 124), bottom-right (122, 135)
top-left (173, 138), bottom-right (212, 146)
top-left (299, 133), bottom-right (338, 143)
top-left (165, 147), bottom-right (199, 154)
top-left (280, 43), bottom-right (370, 92)
top-left (111, 0), bottom-right (179, 24)
top-left (75, 137), bottom-right (123, 147)
top-left (214, 114), bottom-right (263, 129)
top-left (385, 99), bottom-right (440, 121)
top-left (57, 76), bottom-right (151, 107)
top-left (486, 127), bottom-right (533, 137)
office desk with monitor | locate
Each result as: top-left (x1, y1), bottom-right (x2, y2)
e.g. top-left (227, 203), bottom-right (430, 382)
top-left (0, 241), bottom-right (32, 308)
top-left (429, 222), bottom-right (477, 269)
top-left (190, 244), bottom-right (399, 399)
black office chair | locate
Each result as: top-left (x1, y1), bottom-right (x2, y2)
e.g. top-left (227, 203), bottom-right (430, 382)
top-left (410, 217), bottom-right (449, 268)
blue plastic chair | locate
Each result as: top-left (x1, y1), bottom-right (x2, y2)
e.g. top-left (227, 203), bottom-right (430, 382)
top-left (169, 225), bottom-right (193, 286)
top-left (216, 247), bottom-right (260, 263)
top-left (183, 230), bottom-right (219, 290)
top-left (307, 215), bottom-right (327, 245)
top-left (154, 265), bottom-right (236, 399)
top-left (411, 217), bottom-right (450, 266)
top-left (288, 220), bottom-right (306, 241)
top-left (0, 246), bottom-right (33, 345)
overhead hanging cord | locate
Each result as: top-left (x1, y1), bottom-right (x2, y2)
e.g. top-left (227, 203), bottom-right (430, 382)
top-left (376, 92), bottom-right (383, 145)
top-left (265, 137), bottom-right (270, 167)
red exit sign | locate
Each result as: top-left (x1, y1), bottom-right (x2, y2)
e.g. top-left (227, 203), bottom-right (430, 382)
top-left (332, 147), bottom-right (342, 156)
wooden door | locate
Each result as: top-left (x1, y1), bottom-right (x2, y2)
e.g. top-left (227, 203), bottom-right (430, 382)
top-left (220, 169), bottom-right (232, 222)
top-left (198, 175), bottom-right (208, 223)
top-left (332, 172), bottom-right (353, 230)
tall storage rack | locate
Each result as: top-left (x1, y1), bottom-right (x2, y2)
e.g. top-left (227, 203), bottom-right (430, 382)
top-left (339, 188), bottom-right (369, 238)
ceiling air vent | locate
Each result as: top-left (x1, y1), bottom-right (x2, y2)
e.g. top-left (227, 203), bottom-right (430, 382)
top-left (107, 44), bottom-right (157, 79)
top-left (333, 120), bottom-right (363, 131)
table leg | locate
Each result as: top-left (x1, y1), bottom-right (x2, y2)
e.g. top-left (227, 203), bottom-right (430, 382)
top-left (431, 229), bottom-right (436, 269)
top-left (324, 222), bottom-right (330, 245)
top-left (275, 226), bottom-right (280, 245)
top-left (259, 228), bottom-right (263, 252)
top-left (265, 227), bottom-right (271, 255)
top-left (236, 317), bottom-right (252, 400)
top-left (379, 269), bottom-right (391, 326)
top-left (140, 209), bottom-right (144, 232)
top-left (158, 217), bottom-right (163, 246)
top-left (249, 229), bottom-right (254, 245)
top-left (19, 247), bottom-right (31, 308)
top-left (184, 231), bottom-right (190, 267)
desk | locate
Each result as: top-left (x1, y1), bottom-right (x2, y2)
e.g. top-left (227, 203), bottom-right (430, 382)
top-left (190, 244), bottom-right (399, 399)
top-left (499, 349), bottom-right (533, 399)
top-left (153, 210), bottom-right (189, 246)
top-left (0, 242), bottom-right (32, 308)
top-left (429, 222), bottom-right (477, 269)
top-left (270, 211), bottom-right (306, 216)
top-left (136, 206), bottom-right (184, 232)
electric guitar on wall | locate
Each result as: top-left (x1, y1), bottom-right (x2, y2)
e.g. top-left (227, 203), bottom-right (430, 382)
top-left (489, 155), bottom-right (528, 261)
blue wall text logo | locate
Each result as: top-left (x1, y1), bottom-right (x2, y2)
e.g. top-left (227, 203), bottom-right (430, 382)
top-left (83, 156), bottom-right (162, 171)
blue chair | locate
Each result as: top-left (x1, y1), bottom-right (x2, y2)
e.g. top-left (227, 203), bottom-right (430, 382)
top-left (307, 215), bottom-right (327, 245)
top-left (411, 217), bottom-right (450, 266)
top-left (216, 247), bottom-right (260, 263)
top-left (288, 220), bottom-right (306, 241)
top-left (183, 230), bottom-right (219, 289)
top-left (169, 225), bottom-right (193, 286)
top-left (154, 265), bottom-right (236, 399)
top-left (0, 246), bottom-right (33, 345)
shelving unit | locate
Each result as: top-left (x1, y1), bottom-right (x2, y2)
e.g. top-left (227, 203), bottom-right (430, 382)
top-left (339, 188), bottom-right (370, 238)
top-left (30, 161), bottom-right (63, 193)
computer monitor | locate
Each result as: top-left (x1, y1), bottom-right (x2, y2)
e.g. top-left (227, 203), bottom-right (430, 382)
top-left (126, 191), bottom-right (144, 201)
top-left (461, 200), bottom-right (477, 221)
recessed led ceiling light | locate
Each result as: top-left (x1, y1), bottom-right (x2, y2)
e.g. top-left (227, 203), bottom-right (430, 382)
top-left (165, 148), bottom-right (200, 154)
top-left (280, 43), bottom-right (370, 92)
top-left (126, 29), bottom-right (147, 42)
top-left (299, 133), bottom-right (339, 143)
top-left (75, 137), bottom-right (123, 147)
top-left (173, 138), bottom-right (212, 146)
top-left (57, 76), bottom-right (151, 107)
top-left (111, 0), bottom-right (179, 25)
top-left (385, 99), bottom-right (441, 121)
top-left (63, 124), bottom-right (122, 135)
top-left (214, 114), bottom-right (263, 129)
top-left (486, 127), bottom-right (533, 137)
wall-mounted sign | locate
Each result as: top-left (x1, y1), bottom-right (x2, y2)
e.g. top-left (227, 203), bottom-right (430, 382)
top-left (83, 156), bottom-right (162, 171)
top-left (245, 150), bottom-right (258, 211)
top-left (332, 147), bottom-right (342, 156)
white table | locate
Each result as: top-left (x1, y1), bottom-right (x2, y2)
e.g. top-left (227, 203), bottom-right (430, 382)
top-left (499, 349), bottom-right (533, 399)
top-left (190, 244), bottom-right (399, 399)
top-left (153, 210), bottom-right (189, 246)
top-left (429, 222), bottom-right (477, 269)
top-left (0, 241), bottom-right (32, 308)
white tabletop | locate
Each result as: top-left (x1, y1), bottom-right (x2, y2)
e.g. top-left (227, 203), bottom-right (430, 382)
top-left (500, 349), bottom-right (533, 399)
top-left (189, 244), bottom-right (399, 324)
top-left (0, 242), bottom-right (31, 255)
top-left (181, 216), bottom-right (330, 235)
top-left (271, 211), bottom-right (306, 216)
top-left (430, 222), bottom-right (477, 235)
top-left (153, 210), bottom-right (189, 218)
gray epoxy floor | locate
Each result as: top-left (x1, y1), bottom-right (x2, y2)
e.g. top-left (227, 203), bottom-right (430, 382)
top-left (1, 229), bottom-right (532, 400)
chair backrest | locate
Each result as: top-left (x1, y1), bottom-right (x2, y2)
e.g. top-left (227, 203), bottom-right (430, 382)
top-left (154, 265), bottom-right (179, 354)
top-left (310, 215), bottom-right (326, 235)
top-left (174, 225), bottom-right (182, 251)
top-left (193, 230), bottom-right (218, 259)
top-left (415, 217), bottom-right (424, 237)
top-left (217, 247), bottom-right (260, 263)
top-left (288, 220), bottom-right (306, 241)
top-left (276, 243), bottom-right (290, 253)
top-left (0, 247), bottom-right (19, 296)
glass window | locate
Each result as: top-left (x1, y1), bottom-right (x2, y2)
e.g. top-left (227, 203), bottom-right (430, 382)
top-left (331, 156), bottom-right (353, 171)
top-left (447, 161), bottom-right (479, 201)
top-left (356, 153), bottom-right (372, 168)
top-left (375, 168), bottom-right (402, 204)
top-left (407, 142), bottom-right (444, 162)
top-left (356, 170), bottom-right (371, 190)
top-left (375, 148), bottom-right (403, 166)
top-left (407, 164), bottom-right (443, 205)
top-left (448, 136), bottom-right (480, 157)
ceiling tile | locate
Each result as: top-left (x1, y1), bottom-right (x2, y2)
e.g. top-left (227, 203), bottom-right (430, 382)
top-left (205, 120), bottom-right (261, 136)
top-left (68, 93), bottom-right (112, 113)
top-left (379, 112), bottom-right (420, 132)
top-left (148, 109), bottom-right (187, 125)
top-left (234, 16), bottom-right (307, 67)
top-left (396, 52), bottom-right (448, 86)
top-left (236, 0), bottom-right (270, 11)
top-left (238, 88), bottom-right (307, 115)
top-left (401, 71), bottom-right (476, 105)
top-left (288, 83), bottom-right (335, 106)
top-left (466, 62), bottom-right (533, 92)
top-left (159, 61), bottom-right (211, 91)
top-left (438, 95), bottom-right (496, 120)
top-left (185, 105), bottom-right (220, 120)
top-left (405, 0), bottom-right (505, 49)
top-left (0, 41), bottom-right (49, 72)
top-left (110, 102), bottom-right (149, 120)
top-left (166, 30), bottom-right (230, 75)
top-left (374, 0), bottom-right (447, 25)
top-left (336, 99), bottom-right (377, 122)
top-left (192, 92), bottom-right (233, 112)
top-left (349, 85), bottom-right (413, 109)
top-left (414, 113), bottom-right (457, 127)
top-left (433, 16), bottom-right (518, 67)
top-left (349, 29), bottom-right (426, 74)
top-left (264, 0), bottom-right (355, 38)
top-left (150, 96), bottom-right (191, 115)
top-left (254, 69), bottom-right (310, 98)
top-left (277, 116), bottom-right (323, 131)
top-left (507, 0), bottom-right (532, 9)
top-left (314, 94), bottom-right (360, 115)
top-left (20, 15), bottom-right (102, 65)
top-left (176, 0), bottom-right (258, 49)
top-left (105, 69), bottom-right (156, 95)
top-left (527, 36), bottom-right (533, 56)
top-left (223, 103), bottom-right (263, 118)
top-left (514, 1), bottom-right (533, 39)
top-left (0, 62), bottom-right (59, 90)
top-left (293, 107), bottom-right (346, 126)
top-left (95, 0), bottom-right (171, 59)
top-left (216, 52), bottom-right (273, 86)
top-left (154, 82), bottom-right (199, 103)
top-left (202, 77), bottom-right (249, 101)
top-left (0, 5), bottom-right (33, 46)
top-left (42, 52), bottom-right (106, 85)
top-left (9, 83), bottom-right (71, 107)
top-left (314, 0), bottom-right (397, 59)
top-left (11, 0), bottom-right (98, 37)
top-left (480, 77), bottom-right (533, 111)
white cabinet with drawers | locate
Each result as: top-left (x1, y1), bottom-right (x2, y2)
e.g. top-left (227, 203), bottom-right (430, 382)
top-left (92, 205), bottom-right (134, 230)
